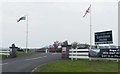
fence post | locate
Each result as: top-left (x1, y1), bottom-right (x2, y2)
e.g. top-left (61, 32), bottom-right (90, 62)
top-left (45, 49), bottom-right (48, 53)
top-left (69, 49), bottom-right (89, 60)
top-left (71, 49), bottom-right (73, 60)
top-left (89, 58), bottom-right (91, 61)
top-left (75, 49), bottom-right (77, 60)
top-left (117, 59), bottom-right (119, 62)
top-left (7, 54), bottom-right (9, 58)
top-left (88, 49), bottom-right (91, 61)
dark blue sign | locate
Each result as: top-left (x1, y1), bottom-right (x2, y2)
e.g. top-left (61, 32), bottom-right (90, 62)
top-left (89, 48), bottom-right (120, 58)
top-left (95, 30), bottom-right (113, 44)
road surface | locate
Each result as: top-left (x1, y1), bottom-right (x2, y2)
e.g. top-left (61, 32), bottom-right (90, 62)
top-left (1, 53), bottom-right (61, 73)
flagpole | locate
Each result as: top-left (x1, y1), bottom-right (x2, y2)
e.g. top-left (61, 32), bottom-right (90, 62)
top-left (89, 4), bottom-right (92, 61)
top-left (90, 4), bottom-right (92, 50)
top-left (83, 4), bottom-right (92, 60)
top-left (26, 14), bottom-right (28, 53)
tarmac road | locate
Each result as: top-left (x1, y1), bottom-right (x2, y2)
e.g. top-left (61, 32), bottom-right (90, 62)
top-left (1, 53), bottom-right (61, 73)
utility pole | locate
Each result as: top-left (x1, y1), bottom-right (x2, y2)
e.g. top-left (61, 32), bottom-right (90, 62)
top-left (26, 14), bottom-right (28, 53)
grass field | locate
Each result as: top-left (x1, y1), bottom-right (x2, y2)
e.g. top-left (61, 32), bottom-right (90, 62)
top-left (34, 59), bottom-right (119, 72)
top-left (16, 51), bottom-right (37, 57)
top-left (0, 51), bottom-right (38, 59)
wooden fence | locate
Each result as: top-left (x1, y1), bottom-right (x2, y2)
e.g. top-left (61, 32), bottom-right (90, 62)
top-left (69, 49), bottom-right (89, 60)
top-left (69, 49), bottom-right (119, 62)
top-left (0, 50), bottom-right (10, 56)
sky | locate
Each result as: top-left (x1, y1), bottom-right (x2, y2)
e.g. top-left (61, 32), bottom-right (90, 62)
top-left (1, 0), bottom-right (119, 48)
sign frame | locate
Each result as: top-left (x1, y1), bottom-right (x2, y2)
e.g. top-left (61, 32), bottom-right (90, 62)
top-left (95, 30), bottom-right (113, 44)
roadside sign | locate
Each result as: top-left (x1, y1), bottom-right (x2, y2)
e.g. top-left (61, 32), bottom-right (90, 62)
top-left (89, 48), bottom-right (120, 58)
top-left (95, 30), bottom-right (113, 44)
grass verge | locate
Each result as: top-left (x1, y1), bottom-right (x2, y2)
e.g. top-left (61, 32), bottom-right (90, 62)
top-left (16, 51), bottom-right (37, 57)
top-left (34, 59), bottom-right (119, 72)
top-left (0, 51), bottom-right (38, 60)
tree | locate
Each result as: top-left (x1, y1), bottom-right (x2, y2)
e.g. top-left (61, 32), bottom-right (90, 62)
top-left (63, 41), bottom-right (68, 46)
top-left (71, 42), bottom-right (78, 49)
top-left (53, 41), bottom-right (59, 52)
top-left (84, 43), bottom-right (90, 49)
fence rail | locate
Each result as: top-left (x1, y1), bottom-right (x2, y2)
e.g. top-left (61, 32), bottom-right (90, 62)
top-left (69, 49), bottom-right (89, 60)
top-left (0, 50), bottom-right (10, 56)
top-left (69, 49), bottom-right (119, 62)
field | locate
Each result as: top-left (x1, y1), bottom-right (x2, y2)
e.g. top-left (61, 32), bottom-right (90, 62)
top-left (0, 51), bottom-right (38, 59)
top-left (34, 59), bottom-right (119, 72)
top-left (16, 51), bottom-right (37, 57)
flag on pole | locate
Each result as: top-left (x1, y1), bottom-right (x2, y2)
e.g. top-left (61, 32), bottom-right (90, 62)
top-left (83, 5), bottom-right (91, 17)
top-left (17, 16), bottom-right (26, 22)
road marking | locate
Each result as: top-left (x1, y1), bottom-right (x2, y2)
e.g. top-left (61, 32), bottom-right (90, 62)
top-left (43, 56), bottom-right (47, 57)
top-left (25, 55), bottom-right (47, 61)
top-left (25, 57), bottom-right (42, 61)
top-left (52, 53), bottom-right (57, 55)
top-left (0, 63), bottom-right (8, 65)
top-left (31, 62), bottom-right (51, 72)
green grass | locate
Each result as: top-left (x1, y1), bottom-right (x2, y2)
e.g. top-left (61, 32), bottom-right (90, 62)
top-left (34, 59), bottom-right (119, 72)
top-left (0, 51), bottom-right (38, 59)
top-left (16, 51), bottom-right (37, 57)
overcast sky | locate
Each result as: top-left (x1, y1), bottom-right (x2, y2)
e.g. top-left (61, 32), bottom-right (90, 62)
top-left (1, 0), bottom-right (119, 48)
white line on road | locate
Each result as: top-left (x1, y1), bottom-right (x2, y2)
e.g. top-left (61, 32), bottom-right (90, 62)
top-left (25, 57), bottom-right (42, 61)
top-left (43, 56), bottom-right (47, 57)
top-left (0, 63), bottom-right (8, 66)
top-left (52, 53), bottom-right (57, 55)
top-left (25, 55), bottom-right (48, 61)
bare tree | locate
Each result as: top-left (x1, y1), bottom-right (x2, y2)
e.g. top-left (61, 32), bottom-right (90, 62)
top-left (53, 41), bottom-right (59, 52)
